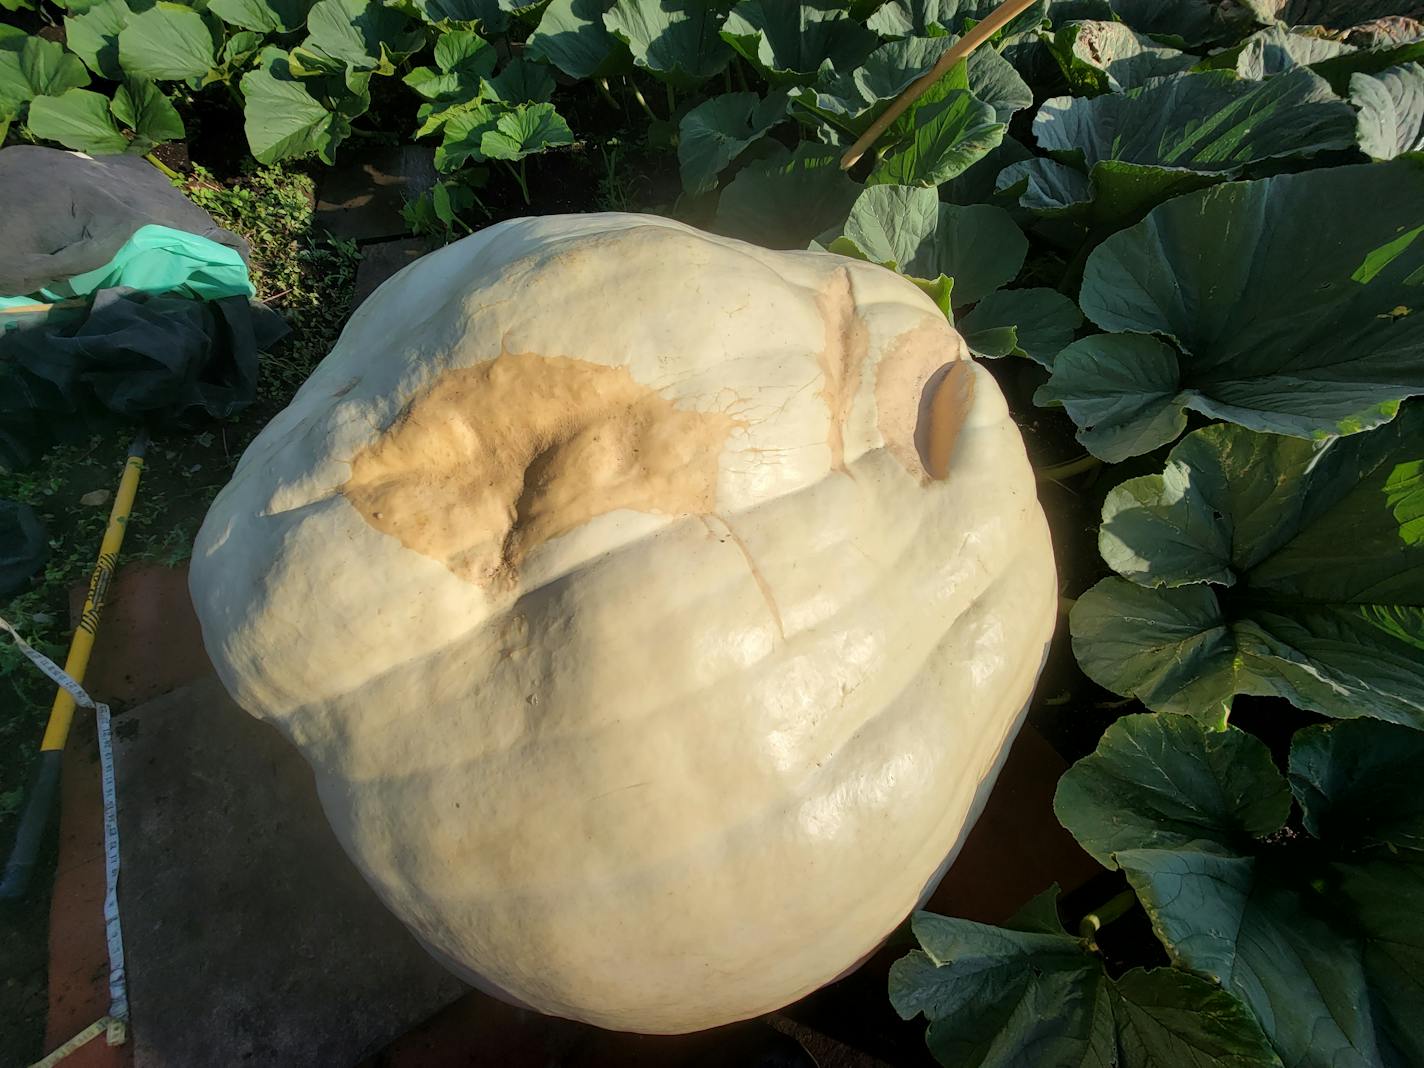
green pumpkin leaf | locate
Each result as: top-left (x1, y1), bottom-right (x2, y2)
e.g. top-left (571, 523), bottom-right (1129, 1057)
top-left (958, 287), bottom-right (1083, 366)
top-left (1048, 20), bottom-right (1195, 93)
top-left (868, 0), bottom-right (1048, 40)
top-left (1035, 68), bottom-right (1357, 177)
top-left (1289, 719), bottom-right (1424, 856)
top-left (890, 912), bottom-right (1115, 1068)
top-left (208, 0), bottom-right (312, 32)
top-left (1075, 408), bottom-right (1424, 724)
top-left (677, 90), bottom-right (787, 194)
top-left (240, 60), bottom-right (352, 164)
top-left (834, 183), bottom-right (1026, 305)
top-left (869, 88), bottom-right (1004, 188)
top-left (1039, 160), bottom-right (1424, 458)
top-left (111, 76), bottom-right (184, 148)
top-left (484, 57), bottom-right (556, 103)
top-left (405, 29), bottom-right (496, 103)
top-left (1352, 62), bottom-right (1424, 160)
top-left (26, 87), bottom-right (129, 153)
top-left (527, 0), bottom-right (627, 80)
top-left (713, 142), bottom-right (860, 250)
top-left (412, 0), bottom-right (523, 30)
top-left (434, 100), bottom-right (501, 169)
top-left (603, 0), bottom-right (732, 88)
top-left (1227, 24), bottom-right (1356, 79)
top-left (478, 101), bottom-right (572, 161)
top-left (719, 0), bottom-right (878, 87)
top-left (64, 0), bottom-right (131, 79)
top-left (1103, 0), bottom-right (1223, 47)
top-left (117, 2), bottom-right (218, 81)
top-left (0, 36), bottom-right (90, 118)
top-left (301, 0), bottom-right (422, 74)
top-left (1110, 968), bottom-right (1282, 1068)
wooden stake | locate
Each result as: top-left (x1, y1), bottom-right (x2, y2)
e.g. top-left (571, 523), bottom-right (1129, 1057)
top-left (839, 0), bottom-right (1040, 170)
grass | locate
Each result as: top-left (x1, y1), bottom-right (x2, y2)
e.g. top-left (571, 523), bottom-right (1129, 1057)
top-left (0, 159), bottom-right (357, 1066)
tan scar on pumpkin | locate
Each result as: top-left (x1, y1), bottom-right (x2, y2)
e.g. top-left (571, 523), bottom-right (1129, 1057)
top-left (342, 351), bottom-right (738, 590)
top-left (876, 319), bottom-right (975, 482)
top-left (815, 268), bottom-right (870, 475)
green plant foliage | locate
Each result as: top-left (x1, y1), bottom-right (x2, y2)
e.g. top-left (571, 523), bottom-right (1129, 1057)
top-left (1352, 63), bottom-right (1424, 159)
top-left (298, 0), bottom-right (422, 74)
top-left (480, 101), bottom-right (574, 160)
top-left (25, 88), bottom-right (130, 152)
top-left (676, 90), bottom-right (787, 194)
top-left (404, 28), bottom-right (496, 102)
top-left (1056, 713), bottom-right (1424, 1067)
top-left (603, 0), bottom-right (733, 88)
top-left (1047, 20), bottom-right (1195, 93)
top-left (433, 101), bottom-right (501, 168)
top-left (720, 0), bottom-right (878, 87)
top-left (527, 0), bottom-right (626, 80)
top-left (1072, 406), bottom-right (1424, 723)
top-left (207, 0), bottom-right (314, 33)
top-left (869, 0), bottom-right (1048, 40)
top-left (957, 288), bottom-right (1082, 364)
top-left (832, 183), bottom-right (1025, 306)
top-left (1224, 24), bottom-right (1356, 79)
top-left (713, 142), bottom-right (860, 250)
top-left (117, 3), bottom-right (219, 81)
top-left (64, 0), bottom-right (132, 79)
top-left (484, 57), bottom-right (557, 103)
top-left (1038, 160), bottom-right (1424, 459)
top-left (0, 36), bottom-right (91, 124)
top-left (890, 884), bottom-right (1281, 1068)
top-left (240, 55), bottom-right (353, 163)
top-left (868, 88), bottom-right (1003, 187)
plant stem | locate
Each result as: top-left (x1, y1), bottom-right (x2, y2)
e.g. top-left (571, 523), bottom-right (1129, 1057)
top-left (734, 57), bottom-right (750, 93)
top-left (1209, 701), bottom-right (1232, 731)
top-left (724, 67), bottom-right (733, 94)
top-left (1078, 889), bottom-right (1137, 951)
top-left (145, 153), bottom-right (182, 181)
top-left (595, 77), bottom-right (620, 112)
top-left (628, 78), bottom-right (658, 123)
top-left (666, 82), bottom-right (676, 118)
top-left (1037, 454), bottom-right (1101, 481)
top-left (509, 160), bottom-right (531, 204)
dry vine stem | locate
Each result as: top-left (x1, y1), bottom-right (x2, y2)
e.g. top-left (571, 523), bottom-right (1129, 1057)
top-left (840, 0), bottom-right (1041, 170)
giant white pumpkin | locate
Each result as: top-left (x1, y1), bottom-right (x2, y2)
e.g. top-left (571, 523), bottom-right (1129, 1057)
top-left (190, 213), bottom-right (1056, 1034)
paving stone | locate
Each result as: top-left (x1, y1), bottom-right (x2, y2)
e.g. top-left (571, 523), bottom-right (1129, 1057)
top-left (113, 676), bottom-right (466, 1067)
top-left (353, 238), bottom-right (436, 310)
top-left (66, 564), bottom-right (210, 707)
top-left (315, 147), bottom-right (437, 242)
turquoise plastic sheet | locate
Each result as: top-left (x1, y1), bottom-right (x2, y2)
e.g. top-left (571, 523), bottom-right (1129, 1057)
top-left (0, 224), bottom-right (253, 313)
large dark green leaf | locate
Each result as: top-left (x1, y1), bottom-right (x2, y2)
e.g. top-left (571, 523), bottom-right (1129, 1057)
top-left (403, 28), bottom-right (497, 104)
top-left (1105, 0), bottom-right (1225, 47)
top-left (676, 90), bottom-right (786, 194)
top-left (433, 101), bottom-right (502, 168)
top-left (720, 0), bottom-right (877, 86)
top-left (208, 0), bottom-right (313, 32)
top-left (25, 86), bottom-right (129, 153)
top-left (1111, 968), bottom-right (1283, 1068)
top-left (117, 3), bottom-right (217, 81)
top-left (712, 142), bottom-right (859, 250)
top-left (484, 57), bottom-right (556, 103)
top-left (527, 0), bottom-right (626, 79)
top-left (1035, 68), bottom-right (1357, 175)
top-left (1075, 409), bottom-right (1424, 724)
top-left (958, 288), bottom-right (1082, 366)
top-left (868, 0), bottom-right (1049, 40)
top-left (111, 75), bottom-right (184, 149)
top-left (1054, 713), bottom-right (1290, 869)
top-left (300, 0), bottom-right (422, 74)
top-left (869, 88), bottom-right (1004, 188)
top-left (833, 183), bottom-right (1026, 306)
top-left (1039, 160), bottom-right (1424, 458)
top-left (0, 36), bottom-right (90, 119)
top-left (1352, 62), bottom-right (1424, 159)
top-left (1048, 19), bottom-right (1196, 93)
top-left (891, 911), bottom-right (1116, 1068)
top-left (1224, 25), bottom-right (1356, 80)
top-left (1289, 719), bottom-right (1424, 856)
top-left (603, 0), bottom-right (732, 88)
top-left (241, 59), bottom-right (352, 164)
top-left (64, 0), bottom-right (131, 80)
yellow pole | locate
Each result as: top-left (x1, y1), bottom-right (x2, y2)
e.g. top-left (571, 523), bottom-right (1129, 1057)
top-left (39, 434), bottom-right (147, 752)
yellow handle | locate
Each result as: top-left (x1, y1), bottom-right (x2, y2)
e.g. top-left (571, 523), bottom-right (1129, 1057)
top-left (39, 437), bottom-right (147, 752)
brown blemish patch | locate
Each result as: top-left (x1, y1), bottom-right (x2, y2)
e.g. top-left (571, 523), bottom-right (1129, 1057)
top-left (814, 268), bottom-right (871, 474)
top-left (711, 514), bottom-right (786, 641)
top-left (342, 350), bottom-right (737, 591)
top-left (876, 319), bottom-right (972, 482)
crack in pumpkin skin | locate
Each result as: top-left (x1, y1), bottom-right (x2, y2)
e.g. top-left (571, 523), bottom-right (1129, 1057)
top-left (815, 268), bottom-right (871, 475)
top-left (341, 350), bottom-right (738, 591)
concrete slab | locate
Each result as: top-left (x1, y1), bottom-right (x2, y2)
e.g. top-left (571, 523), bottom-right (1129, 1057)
top-left (315, 147), bottom-right (437, 242)
top-left (113, 676), bottom-right (466, 1067)
top-left (353, 238), bottom-right (436, 310)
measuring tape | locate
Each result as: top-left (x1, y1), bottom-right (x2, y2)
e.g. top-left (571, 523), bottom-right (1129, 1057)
top-left (2, 617), bottom-right (129, 1056)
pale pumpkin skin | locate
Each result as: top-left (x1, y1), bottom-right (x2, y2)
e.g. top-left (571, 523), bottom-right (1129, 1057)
top-left (190, 213), bottom-right (1057, 1035)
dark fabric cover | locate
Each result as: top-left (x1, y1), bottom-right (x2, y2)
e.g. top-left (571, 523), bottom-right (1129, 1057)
top-left (0, 146), bottom-right (250, 296)
top-left (0, 499), bottom-right (46, 598)
top-left (0, 289), bottom-right (288, 470)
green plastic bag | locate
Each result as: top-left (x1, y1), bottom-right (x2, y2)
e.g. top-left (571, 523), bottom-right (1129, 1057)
top-left (0, 224), bottom-right (253, 313)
